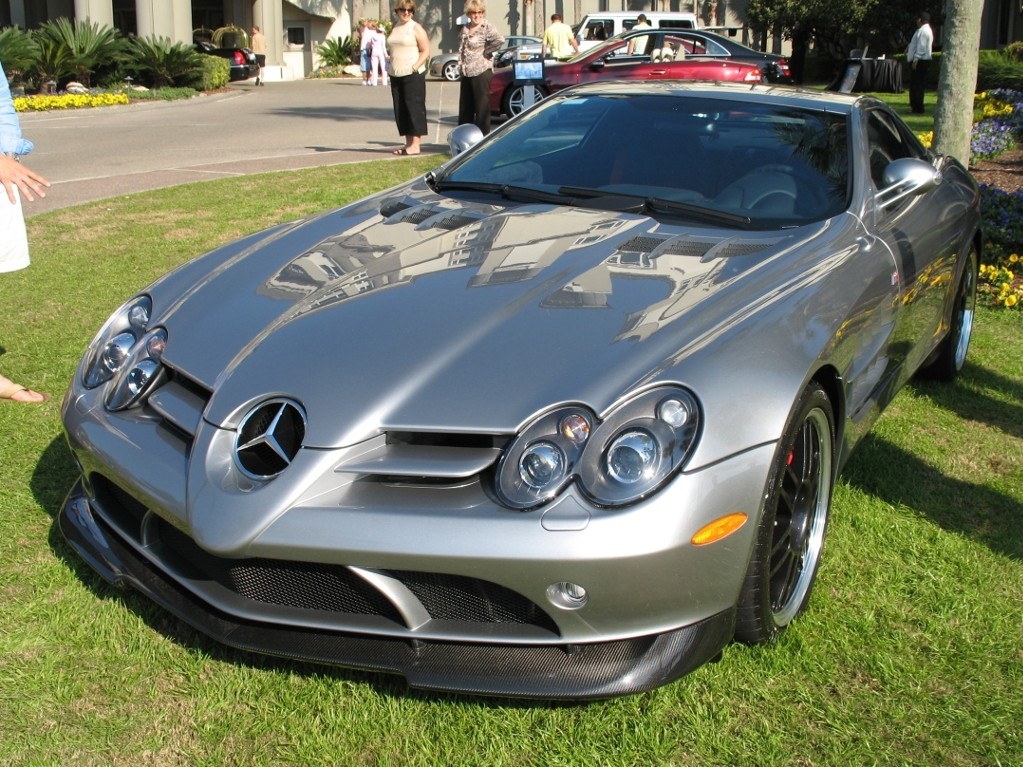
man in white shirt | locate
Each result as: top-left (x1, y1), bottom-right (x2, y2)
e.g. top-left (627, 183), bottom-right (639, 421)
top-left (906, 12), bottom-right (934, 114)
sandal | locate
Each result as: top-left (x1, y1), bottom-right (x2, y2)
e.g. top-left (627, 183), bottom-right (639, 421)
top-left (0, 383), bottom-right (51, 404)
top-left (391, 148), bottom-right (421, 156)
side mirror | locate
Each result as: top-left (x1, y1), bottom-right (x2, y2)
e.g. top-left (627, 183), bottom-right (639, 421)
top-left (448, 124), bottom-right (484, 156)
top-left (876, 157), bottom-right (942, 208)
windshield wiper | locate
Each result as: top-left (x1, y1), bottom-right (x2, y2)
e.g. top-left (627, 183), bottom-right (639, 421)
top-left (432, 179), bottom-right (505, 195)
top-left (499, 184), bottom-right (576, 204)
top-left (559, 185), bottom-right (754, 228)
top-left (435, 181), bottom-right (644, 212)
top-left (644, 197), bottom-right (754, 229)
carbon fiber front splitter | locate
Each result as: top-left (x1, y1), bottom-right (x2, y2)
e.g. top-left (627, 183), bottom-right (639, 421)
top-left (59, 481), bottom-right (735, 700)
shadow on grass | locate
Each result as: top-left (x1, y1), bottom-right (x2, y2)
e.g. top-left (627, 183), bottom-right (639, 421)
top-left (33, 435), bottom-right (590, 709)
top-left (842, 362), bottom-right (1022, 561)
top-left (919, 361), bottom-right (1023, 442)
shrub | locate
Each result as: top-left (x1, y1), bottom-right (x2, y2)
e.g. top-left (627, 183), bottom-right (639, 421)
top-left (976, 49), bottom-right (1023, 91)
top-left (0, 26), bottom-right (39, 85)
top-left (34, 17), bottom-right (124, 88)
top-left (316, 35), bottom-right (359, 67)
top-left (125, 35), bottom-right (204, 88)
top-left (195, 55), bottom-right (229, 90)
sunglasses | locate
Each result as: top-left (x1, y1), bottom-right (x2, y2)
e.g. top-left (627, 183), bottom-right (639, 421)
top-left (395, 7), bottom-right (413, 12)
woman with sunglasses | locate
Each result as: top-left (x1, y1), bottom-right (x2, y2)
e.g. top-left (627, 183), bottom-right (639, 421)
top-left (457, 0), bottom-right (504, 135)
top-left (387, 1), bottom-right (431, 155)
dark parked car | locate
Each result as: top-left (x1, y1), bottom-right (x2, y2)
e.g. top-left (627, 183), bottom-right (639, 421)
top-left (672, 29), bottom-right (793, 83)
top-left (60, 82), bottom-right (980, 700)
top-left (195, 41), bottom-right (259, 82)
top-left (490, 29), bottom-right (763, 117)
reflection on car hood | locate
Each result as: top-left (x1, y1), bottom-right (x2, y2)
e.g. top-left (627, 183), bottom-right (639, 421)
top-left (154, 179), bottom-right (831, 447)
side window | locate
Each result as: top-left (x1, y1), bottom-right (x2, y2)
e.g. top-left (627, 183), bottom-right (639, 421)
top-left (703, 38), bottom-right (729, 56)
top-left (660, 20), bottom-right (696, 30)
top-left (680, 35), bottom-right (708, 56)
top-left (584, 20), bottom-right (611, 41)
top-left (866, 110), bottom-right (923, 188)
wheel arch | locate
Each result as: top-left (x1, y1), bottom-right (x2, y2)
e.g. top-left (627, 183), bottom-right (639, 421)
top-left (809, 364), bottom-right (846, 472)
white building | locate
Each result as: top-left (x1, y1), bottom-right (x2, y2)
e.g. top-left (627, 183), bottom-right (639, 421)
top-left (2, 0), bottom-right (1021, 82)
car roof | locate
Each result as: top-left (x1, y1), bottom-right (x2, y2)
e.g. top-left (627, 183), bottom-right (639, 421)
top-left (551, 80), bottom-right (862, 114)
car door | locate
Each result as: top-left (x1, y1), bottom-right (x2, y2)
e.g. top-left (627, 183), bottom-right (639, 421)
top-left (864, 106), bottom-right (969, 377)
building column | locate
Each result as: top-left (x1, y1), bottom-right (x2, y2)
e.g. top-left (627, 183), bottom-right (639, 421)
top-left (73, 0), bottom-right (113, 26)
top-left (253, 0), bottom-right (283, 66)
top-left (8, 0), bottom-right (27, 28)
top-left (135, 0), bottom-right (191, 43)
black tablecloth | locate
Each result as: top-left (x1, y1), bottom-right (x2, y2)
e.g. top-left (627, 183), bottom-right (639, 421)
top-left (829, 58), bottom-right (903, 94)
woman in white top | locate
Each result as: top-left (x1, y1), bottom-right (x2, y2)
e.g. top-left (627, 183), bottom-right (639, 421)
top-left (387, 1), bottom-right (431, 155)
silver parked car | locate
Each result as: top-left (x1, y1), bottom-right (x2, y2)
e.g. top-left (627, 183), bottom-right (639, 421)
top-left (429, 35), bottom-right (540, 80)
top-left (60, 82), bottom-right (980, 700)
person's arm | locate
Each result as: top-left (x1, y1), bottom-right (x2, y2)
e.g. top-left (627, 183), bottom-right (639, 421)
top-left (414, 23), bottom-right (431, 71)
top-left (484, 23), bottom-right (505, 57)
top-left (0, 154), bottom-right (49, 204)
top-left (0, 62), bottom-right (50, 204)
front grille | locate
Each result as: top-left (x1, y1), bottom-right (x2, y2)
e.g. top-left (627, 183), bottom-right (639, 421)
top-left (394, 571), bottom-right (559, 632)
top-left (157, 521), bottom-right (406, 622)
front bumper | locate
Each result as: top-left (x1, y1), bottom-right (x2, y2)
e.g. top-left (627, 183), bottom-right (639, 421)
top-left (60, 479), bottom-right (734, 699)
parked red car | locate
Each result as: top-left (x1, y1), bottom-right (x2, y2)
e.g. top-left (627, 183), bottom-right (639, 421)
top-left (490, 29), bottom-right (762, 117)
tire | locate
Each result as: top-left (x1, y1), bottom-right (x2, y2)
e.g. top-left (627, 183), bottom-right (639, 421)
top-left (918, 247), bottom-right (978, 382)
top-left (442, 61), bottom-right (461, 81)
top-left (735, 381), bottom-right (834, 645)
top-left (503, 84), bottom-right (548, 117)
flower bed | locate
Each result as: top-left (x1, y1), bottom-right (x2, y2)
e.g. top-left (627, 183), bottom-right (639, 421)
top-left (971, 90), bottom-right (1023, 310)
top-left (14, 92), bottom-right (131, 111)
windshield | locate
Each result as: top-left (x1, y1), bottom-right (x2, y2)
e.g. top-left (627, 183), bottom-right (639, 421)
top-left (438, 92), bottom-right (850, 229)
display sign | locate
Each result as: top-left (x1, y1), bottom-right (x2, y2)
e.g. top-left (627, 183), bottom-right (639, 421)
top-left (513, 57), bottom-right (545, 84)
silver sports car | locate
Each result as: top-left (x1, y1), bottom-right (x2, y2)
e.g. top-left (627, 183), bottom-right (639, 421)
top-left (60, 82), bottom-right (981, 699)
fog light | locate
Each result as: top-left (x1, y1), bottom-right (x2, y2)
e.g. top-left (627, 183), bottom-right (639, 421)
top-left (547, 581), bottom-right (588, 609)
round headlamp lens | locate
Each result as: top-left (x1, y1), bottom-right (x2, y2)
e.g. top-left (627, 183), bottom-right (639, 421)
top-left (606, 430), bottom-right (659, 485)
top-left (519, 442), bottom-right (565, 490)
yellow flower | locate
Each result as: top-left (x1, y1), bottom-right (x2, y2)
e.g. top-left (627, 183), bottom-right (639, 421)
top-left (1010, 254), bottom-right (1020, 263)
top-left (1006, 294), bottom-right (1019, 307)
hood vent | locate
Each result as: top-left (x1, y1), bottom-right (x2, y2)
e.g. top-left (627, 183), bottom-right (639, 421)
top-left (663, 239), bottom-right (715, 258)
top-left (618, 235), bottom-right (672, 254)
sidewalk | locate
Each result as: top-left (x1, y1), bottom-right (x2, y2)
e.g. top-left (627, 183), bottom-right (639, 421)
top-left (21, 78), bottom-right (460, 217)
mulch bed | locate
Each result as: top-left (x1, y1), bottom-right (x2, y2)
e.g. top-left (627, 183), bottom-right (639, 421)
top-left (971, 147), bottom-right (1023, 193)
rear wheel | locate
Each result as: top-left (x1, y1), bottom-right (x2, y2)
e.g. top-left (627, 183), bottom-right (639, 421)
top-left (503, 84), bottom-right (548, 117)
top-left (735, 382), bottom-right (834, 644)
top-left (919, 247), bottom-right (978, 382)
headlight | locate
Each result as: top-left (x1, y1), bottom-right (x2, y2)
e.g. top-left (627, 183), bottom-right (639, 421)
top-left (495, 387), bottom-right (700, 510)
top-left (82, 296), bottom-right (152, 389)
top-left (104, 328), bottom-right (167, 411)
top-left (495, 408), bottom-right (593, 509)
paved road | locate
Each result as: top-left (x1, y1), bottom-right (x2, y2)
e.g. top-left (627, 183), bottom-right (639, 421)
top-left (20, 78), bottom-right (466, 217)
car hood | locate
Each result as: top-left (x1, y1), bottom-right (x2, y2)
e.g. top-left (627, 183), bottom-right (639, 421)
top-left (153, 179), bottom-right (838, 448)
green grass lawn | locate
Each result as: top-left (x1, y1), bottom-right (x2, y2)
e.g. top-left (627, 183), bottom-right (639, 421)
top-left (1, 156), bottom-right (1020, 767)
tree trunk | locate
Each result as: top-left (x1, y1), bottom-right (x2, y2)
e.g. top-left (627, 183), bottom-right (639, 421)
top-left (932, 0), bottom-right (984, 165)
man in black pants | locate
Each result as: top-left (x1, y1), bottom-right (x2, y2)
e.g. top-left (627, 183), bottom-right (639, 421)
top-left (906, 12), bottom-right (933, 114)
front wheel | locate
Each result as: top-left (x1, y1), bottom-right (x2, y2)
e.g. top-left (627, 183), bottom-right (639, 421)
top-left (503, 84), bottom-right (548, 117)
top-left (442, 60), bottom-right (461, 81)
top-left (919, 247), bottom-right (978, 382)
top-left (735, 381), bottom-right (835, 644)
